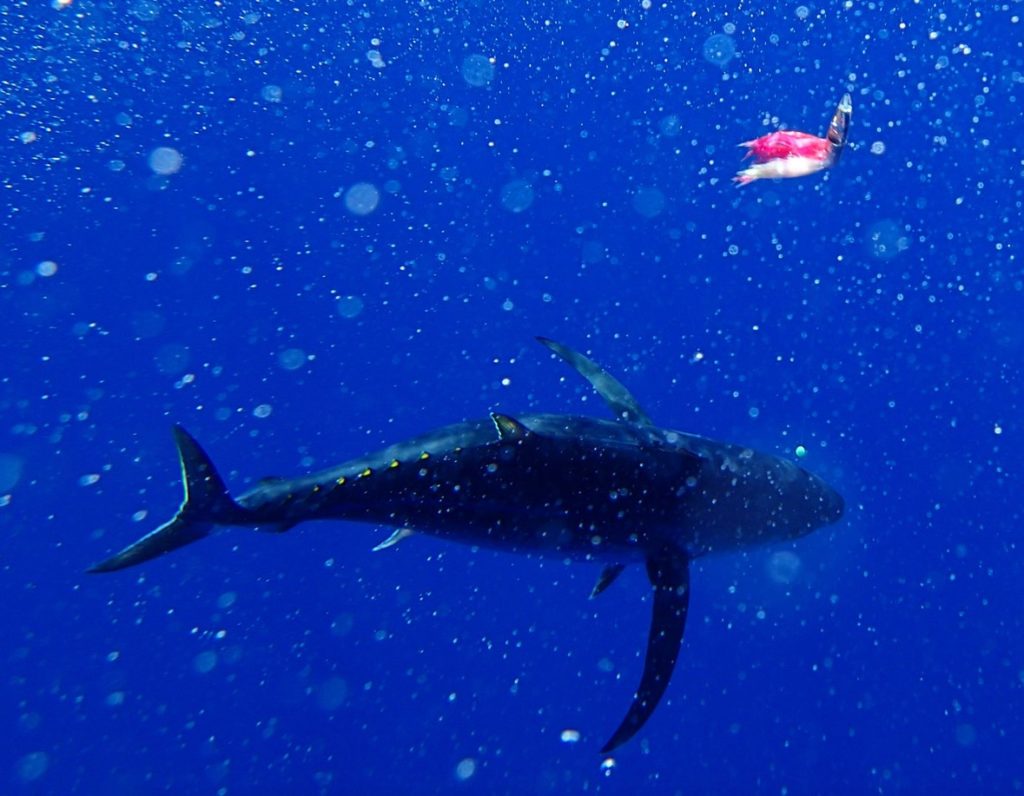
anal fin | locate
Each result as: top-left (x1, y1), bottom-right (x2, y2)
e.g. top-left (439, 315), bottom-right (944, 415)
top-left (372, 527), bottom-right (414, 552)
top-left (601, 546), bottom-right (690, 753)
top-left (590, 563), bottom-right (625, 599)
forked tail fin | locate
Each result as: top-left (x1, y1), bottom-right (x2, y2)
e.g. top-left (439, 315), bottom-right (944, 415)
top-left (88, 426), bottom-right (250, 573)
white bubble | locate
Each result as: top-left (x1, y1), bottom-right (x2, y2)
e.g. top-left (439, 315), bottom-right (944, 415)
top-left (461, 54), bottom-right (495, 87)
top-left (217, 591), bottom-right (238, 609)
top-left (16, 752), bottom-right (49, 783)
top-left (278, 348), bottom-right (306, 371)
top-left (261, 84), bottom-right (283, 102)
top-left (316, 677), bottom-right (348, 711)
top-left (767, 551), bottom-right (802, 584)
top-left (0, 453), bottom-right (24, 492)
top-left (500, 179), bottom-right (534, 213)
top-left (36, 260), bottom-right (58, 277)
top-left (344, 182), bottom-right (380, 215)
top-left (703, 33), bottom-right (736, 68)
top-left (870, 141), bottom-right (886, 155)
top-left (560, 729), bottom-right (581, 743)
top-left (796, 5), bottom-right (810, 20)
top-left (148, 147), bottom-right (183, 175)
top-left (253, 404), bottom-right (273, 419)
top-left (336, 295), bottom-right (364, 319)
top-left (194, 650), bottom-right (218, 674)
top-left (79, 473), bottom-right (101, 487)
top-left (631, 187), bottom-right (665, 218)
top-left (454, 758), bottom-right (477, 780)
top-left (106, 691), bottom-right (126, 707)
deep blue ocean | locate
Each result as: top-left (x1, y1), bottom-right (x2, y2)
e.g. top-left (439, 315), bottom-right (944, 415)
top-left (3, 0), bottom-right (1022, 793)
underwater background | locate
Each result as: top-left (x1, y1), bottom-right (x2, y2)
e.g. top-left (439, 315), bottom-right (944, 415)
top-left (3, 0), bottom-right (1022, 793)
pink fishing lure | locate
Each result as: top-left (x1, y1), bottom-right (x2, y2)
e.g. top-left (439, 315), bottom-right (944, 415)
top-left (735, 94), bottom-right (852, 186)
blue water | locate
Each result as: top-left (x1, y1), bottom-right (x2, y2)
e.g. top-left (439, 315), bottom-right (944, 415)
top-left (3, 1), bottom-right (1022, 792)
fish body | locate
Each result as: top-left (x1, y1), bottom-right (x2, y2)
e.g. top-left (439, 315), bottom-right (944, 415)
top-left (90, 338), bottom-right (844, 752)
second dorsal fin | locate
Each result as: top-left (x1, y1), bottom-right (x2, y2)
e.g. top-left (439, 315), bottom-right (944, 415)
top-left (536, 337), bottom-right (653, 428)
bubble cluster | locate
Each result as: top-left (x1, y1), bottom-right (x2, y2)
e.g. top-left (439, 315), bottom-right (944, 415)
top-left (866, 219), bottom-right (910, 260)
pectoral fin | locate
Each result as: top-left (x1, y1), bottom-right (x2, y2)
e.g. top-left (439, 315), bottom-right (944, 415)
top-left (601, 546), bottom-right (690, 753)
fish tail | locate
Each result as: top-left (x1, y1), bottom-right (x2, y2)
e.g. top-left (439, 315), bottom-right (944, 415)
top-left (88, 426), bottom-right (251, 573)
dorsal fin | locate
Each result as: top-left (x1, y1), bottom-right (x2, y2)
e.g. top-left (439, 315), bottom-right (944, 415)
top-left (491, 412), bottom-right (530, 441)
top-left (601, 545), bottom-right (690, 753)
top-left (536, 337), bottom-right (653, 427)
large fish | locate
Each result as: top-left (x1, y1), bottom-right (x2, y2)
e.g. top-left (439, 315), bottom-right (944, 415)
top-left (90, 338), bottom-right (844, 752)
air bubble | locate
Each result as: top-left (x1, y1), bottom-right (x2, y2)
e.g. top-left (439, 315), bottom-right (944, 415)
top-left (336, 295), bottom-right (365, 319)
top-left (703, 34), bottom-right (736, 68)
top-left (148, 147), bottom-right (183, 175)
top-left (344, 183), bottom-right (380, 215)
top-left (461, 55), bottom-right (495, 86)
